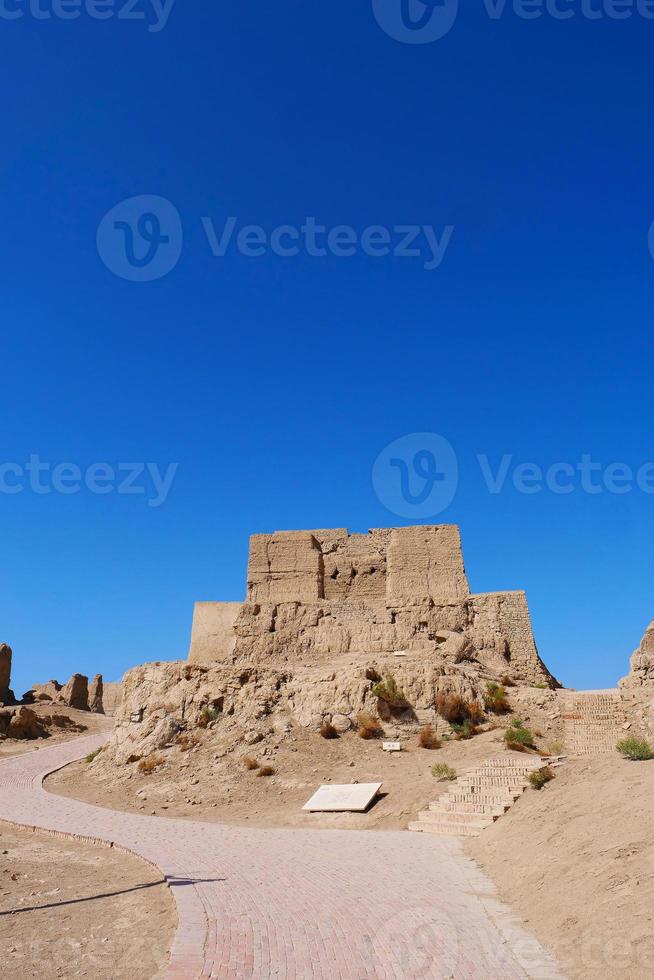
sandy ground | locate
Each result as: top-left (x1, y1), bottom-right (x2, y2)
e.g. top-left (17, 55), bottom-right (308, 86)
top-left (0, 707), bottom-right (112, 761)
top-left (0, 822), bottom-right (175, 979)
top-left (46, 725), bottom-right (536, 830)
top-left (466, 755), bottom-right (654, 980)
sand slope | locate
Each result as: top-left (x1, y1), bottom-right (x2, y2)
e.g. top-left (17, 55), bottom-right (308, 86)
top-left (466, 755), bottom-right (654, 980)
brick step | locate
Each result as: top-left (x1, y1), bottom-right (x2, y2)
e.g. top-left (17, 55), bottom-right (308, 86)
top-left (458, 777), bottom-right (526, 790)
top-left (438, 800), bottom-right (509, 816)
top-left (446, 791), bottom-right (518, 805)
top-left (418, 809), bottom-right (495, 827)
top-left (408, 820), bottom-right (483, 838)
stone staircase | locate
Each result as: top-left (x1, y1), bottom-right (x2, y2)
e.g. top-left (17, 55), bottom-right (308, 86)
top-left (408, 757), bottom-right (547, 838)
top-left (558, 689), bottom-right (626, 756)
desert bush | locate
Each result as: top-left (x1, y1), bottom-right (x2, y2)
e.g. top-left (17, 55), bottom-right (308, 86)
top-left (357, 712), bottom-right (384, 739)
top-left (371, 674), bottom-right (408, 708)
top-left (176, 732), bottom-right (202, 752)
top-left (465, 700), bottom-right (485, 724)
top-left (528, 766), bottom-right (555, 790)
top-left (548, 739), bottom-right (565, 755)
top-left (85, 748), bottom-right (101, 763)
top-left (418, 724), bottom-right (441, 750)
top-left (500, 674), bottom-right (516, 688)
top-left (256, 765), bottom-right (275, 777)
top-left (534, 682), bottom-right (549, 689)
top-left (451, 720), bottom-right (480, 741)
top-left (320, 721), bottom-right (339, 739)
top-left (138, 753), bottom-right (165, 774)
top-left (435, 693), bottom-right (468, 725)
top-left (484, 682), bottom-right (510, 714)
top-left (242, 755), bottom-right (259, 770)
top-left (617, 736), bottom-right (654, 761)
top-left (198, 706), bottom-right (221, 729)
top-left (504, 718), bottom-right (535, 751)
top-left (431, 763), bottom-right (457, 781)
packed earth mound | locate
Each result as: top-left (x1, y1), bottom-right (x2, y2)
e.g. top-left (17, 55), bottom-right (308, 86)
top-left (51, 659), bottom-right (564, 830)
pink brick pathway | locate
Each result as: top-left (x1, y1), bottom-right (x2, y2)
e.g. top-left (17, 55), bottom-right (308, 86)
top-left (0, 734), bottom-right (564, 979)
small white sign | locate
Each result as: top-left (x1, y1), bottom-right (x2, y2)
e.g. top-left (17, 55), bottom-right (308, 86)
top-left (303, 782), bottom-right (382, 812)
top-left (393, 651), bottom-right (407, 657)
top-left (382, 741), bottom-right (401, 752)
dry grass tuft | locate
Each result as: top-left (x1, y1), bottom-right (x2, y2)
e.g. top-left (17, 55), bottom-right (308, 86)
top-left (242, 755), bottom-right (259, 770)
top-left (357, 712), bottom-right (384, 740)
top-left (138, 753), bottom-right (165, 774)
top-left (320, 721), bottom-right (339, 739)
top-left (176, 732), bottom-right (202, 752)
top-left (256, 765), bottom-right (275, 777)
top-left (418, 724), bottom-right (441, 750)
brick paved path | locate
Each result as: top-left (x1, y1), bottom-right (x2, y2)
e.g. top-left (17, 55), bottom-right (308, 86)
top-left (0, 734), bottom-right (563, 980)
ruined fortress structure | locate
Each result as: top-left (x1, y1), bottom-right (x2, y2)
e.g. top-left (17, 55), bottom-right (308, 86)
top-left (189, 525), bottom-right (556, 688)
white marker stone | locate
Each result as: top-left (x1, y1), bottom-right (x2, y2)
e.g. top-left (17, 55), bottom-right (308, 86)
top-left (303, 782), bottom-right (383, 812)
top-left (382, 741), bottom-right (401, 752)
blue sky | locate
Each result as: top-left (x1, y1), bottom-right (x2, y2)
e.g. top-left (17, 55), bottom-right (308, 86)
top-left (2, 2), bottom-right (654, 697)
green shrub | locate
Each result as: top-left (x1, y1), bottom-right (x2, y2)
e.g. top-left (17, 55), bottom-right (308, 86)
top-left (431, 763), bottom-right (457, 781)
top-left (372, 674), bottom-right (409, 708)
top-left (504, 718), bottom-right (535, 750)
top-left (85, 748), bottom-right (101, 763)
top-left (198, 706), bottom-right (221, 728)
top-left (528, 766), bottom-right (554, 790)
top-left (534, 682), bottom-right (549, 689)
top-left (484, 682), bottom-right (510, 714)
top-left (617, 736), bottom-right (654, 761)
top-left (451, 720), bottom-right (480, 740)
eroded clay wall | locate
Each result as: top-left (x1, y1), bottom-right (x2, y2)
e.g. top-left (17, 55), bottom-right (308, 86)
top-left (188, 602), bottom-right (242, 664)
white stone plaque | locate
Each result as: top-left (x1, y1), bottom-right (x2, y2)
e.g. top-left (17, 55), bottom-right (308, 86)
top-left (302, 782), bottom-right (383, 812)
top-left (382, 741), bottom-right (401, 752)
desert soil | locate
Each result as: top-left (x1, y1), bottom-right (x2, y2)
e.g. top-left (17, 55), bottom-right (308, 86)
top-left (0, 706), bottom-right (112, 761)
top-left (47, 724), bottom-right (536, 830)
top-left (0, 822), bottom-right (175, 979)
top-left (466, 754), bottom-right (654, 980)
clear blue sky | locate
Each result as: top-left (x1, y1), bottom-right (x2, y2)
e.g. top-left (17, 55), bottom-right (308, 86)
top-left (3, 3), bottom-right (654, 698)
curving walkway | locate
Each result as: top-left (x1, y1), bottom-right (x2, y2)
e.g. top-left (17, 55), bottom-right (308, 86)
top-left (0, 734), bottom-right (563, 979)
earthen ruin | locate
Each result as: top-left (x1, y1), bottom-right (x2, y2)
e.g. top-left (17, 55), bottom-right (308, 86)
top-left (189, 524), bottom-right (557, 687)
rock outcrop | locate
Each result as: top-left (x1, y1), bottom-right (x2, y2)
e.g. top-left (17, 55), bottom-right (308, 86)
top-left (24, 673), bottom-right (90, 711)
top-left (89, 674), bottom-right (104, 713)
top-left (0, 706), bottom-right (47, 740)
top-left (0, 644), bottom-right (14, 705)
top-left (620, 622), bottom-right (654, 687)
